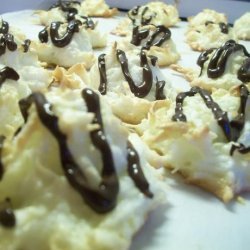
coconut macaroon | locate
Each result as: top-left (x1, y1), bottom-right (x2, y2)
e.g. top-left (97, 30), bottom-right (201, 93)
top-left (112, 1), bottom-right (179, 37)
top-left (128, 2), bottom-right (179, 28)
top-left (115, 24), bottom-right (180, 67)
top-left (33, 19), bottom-right (106, 68)
top-left (134, 85), bottom-right (250, 202)
top-left (56, 43), bottom-right (177, 124)
top-left (188, 9), bottom-right (227, 28)
top-left (185, 21), bottom-right (236, 51)
top-left (0, 87), bottom-right (165, 250)
top-left (234, 12), bottom-right (250, 41)
top-left (172, 40), bottom-right (250, 90)
top-left (0, 19), bottom-right (51, 91)
top-left (36, 0), bottom-right (117, 26)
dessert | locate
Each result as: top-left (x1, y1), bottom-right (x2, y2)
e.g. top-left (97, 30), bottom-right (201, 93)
top-left (185, 21), bottom-right (236, 51)
top-left (57, 43), bottom-right (177, 124)
top-left (234, 12), bottom-right (250, 41)
top-left (36, 0), bottom-right (117, 26)
top-left (0, 87), bottom-right (165, 250)
top-left (34, 19), bottom-right (106, 68)
top-left (172, 40), bottom-right (250, 91)
top-left (187, 9), bottom-right (227, 28)
top-left (134, 85), bottom-right (250, 202)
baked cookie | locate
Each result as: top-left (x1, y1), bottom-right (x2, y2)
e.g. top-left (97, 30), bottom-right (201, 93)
top-left (188, 9), bottom-right (227, 28)
top-left (128, 1), bottom-right (179, 28)
top-left (112, 1), bottom-right (180, 37)
top-left (172, 40), bottom-right (250, 90)
top-left (116, 24), bottom-right (180, 67)
top-left (34, 20), bottom-right (106, 68)
top-left (36, 0), bottom-right (117, 26)
top-left (186, 21), bottom-right (236, 51)
top-left (56, 43), bottom-right (176, 124)
top-left (0, 87), bottom-right (165, 250)
top-left (135, 85), bottom-right (250, 202)
top-left (234, 12), bottom-right (250, 41)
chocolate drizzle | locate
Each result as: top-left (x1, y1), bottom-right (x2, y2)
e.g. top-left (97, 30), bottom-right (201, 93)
top-left (172, 85), bottom-right (250, 155)
top-left (0, 198), bottom-right (15, 228)
top-left (0, 33), bottom-right (18, 56)
top-left (155, 78), bottom-right (166, 100)
top-left (38, 20), bottom-right (81, 47)
top-left (22, 39), bottom-right (31, 53)
top-left (197, 40), bottom-right (250, 80)
top-left (238, 58), bottom-right (250, 83)
top-left (205, 21), bottom-right (229, 34)
top-left (19, 91), bottom-right (118, 213)
top-left (0, 135), bottom-right (5, 180)
top-left (128, 5), bottom-right (155, 26)
top-left (116, 49), bottom-right (153, 98)
top-left (98, 53), bottom-right (108, 95)
top-left (131, 25), bottom-right (171, 50)
top-left (97, 51), bottom-right (166, 99)
top-left (142, 25), bottom-right (171, 50)
top-left (0, 20), bottom-right (9, 34)
top-left (49, 0), bottom-right (80, 21)
top-left (0, 67), bottom-right (19, 87)
top-left (131, 26), bottom-right (150, 46)
top-left (38, 27), bottom-right (49, 43)
top-left (17, 89), bottom-right (153, 213)
top-left (127, 141), bottom-right (153, 198)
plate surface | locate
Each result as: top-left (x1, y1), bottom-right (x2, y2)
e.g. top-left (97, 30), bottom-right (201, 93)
top-left (1, 6), bottom-right (250, 250)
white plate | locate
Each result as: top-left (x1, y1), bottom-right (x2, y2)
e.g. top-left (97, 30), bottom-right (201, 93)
top-left (1, 6), bottom-right (250, 250)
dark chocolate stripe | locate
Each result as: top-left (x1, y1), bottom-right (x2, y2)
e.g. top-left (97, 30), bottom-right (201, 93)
top-left (116, 49), bottom-right (153, 98)
top-left (127, 141), bottom-right (153, 198)
top-left (98, 53), bottom-right (108, 95)
top-left (0, 21), bottom-right (9, 34)
top-left (172, 85), bottom-right (250, 155)
top-left (197, 40), bottom-right (250, 79)
top-left (0, 67), bottom-right (19, 87)
top-left (0, 198), bottom-right (15, 228)
top-left (205, 21), bottom-right (229, 34)
top-left (18, 91), bottom-right (118, 213)
top-left (0, 135), bottom-right (5, 180)
top-left (22, 39), bottom-right (31, 53)
top-left (155, 79), bottom-right (166, 100)
top-left (238, 58), bottom-right (250, 83)
top-left (131, 26), bottom-right (150, 46)
top-left (38, 20), bottom-right (81, 47)
top-left (172, 86), bottom-right (232, 141)
top-left (0, 34), bottom-right (17, 56)
top-left (142, 25), bottom-right (171, 50)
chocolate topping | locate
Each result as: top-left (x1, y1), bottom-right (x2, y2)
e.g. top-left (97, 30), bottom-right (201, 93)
top-left (155, 78), bottom-right (166, 100)
top-left (197, 40), bottom-right (250, 80)
top-left (116, 49), bottom-right (153, 98)
top-left (0, 198), bottom-right (15, 228)
top-left (18, 89), bottom-right (153, 213)
top-left (98, 51), bottom-right (165, 99)
top-left (127, 141), bottom-right (153, 198)
top-left (0, 33), bottom-right (18, 56)
top-left (205, 21), bottom-right (229, 34)
top-left (19, 91), bottom-right (118, 213)
top-left (50, 20), bottom-right (80, 47)
top-left (22, 39), bottom-right (31, 53)
top-left (49, 0), bottom-right (80, 21)
top-left (0, 67), bottom-right (19, 87)
top-left (38, 27), bottom-right (49, 43)
top-left (0, 135), bottom-right (5, 180)
top-left (172, 85), bottom-right (250, 154)
top-left (98, 53), bottom-right (108, 95)
top-left (238, 58), bottom-right (250, 83)
top-left (128, 5), bottom-right (155, 26)
top-left (131, 26), bottom-right (150, 46)
top-left (142, 25), bottom-right (171, 50)
top-left (131, 25), bottom-right (171, 50)
top-left (0, 20), bottom-right (9, 34)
